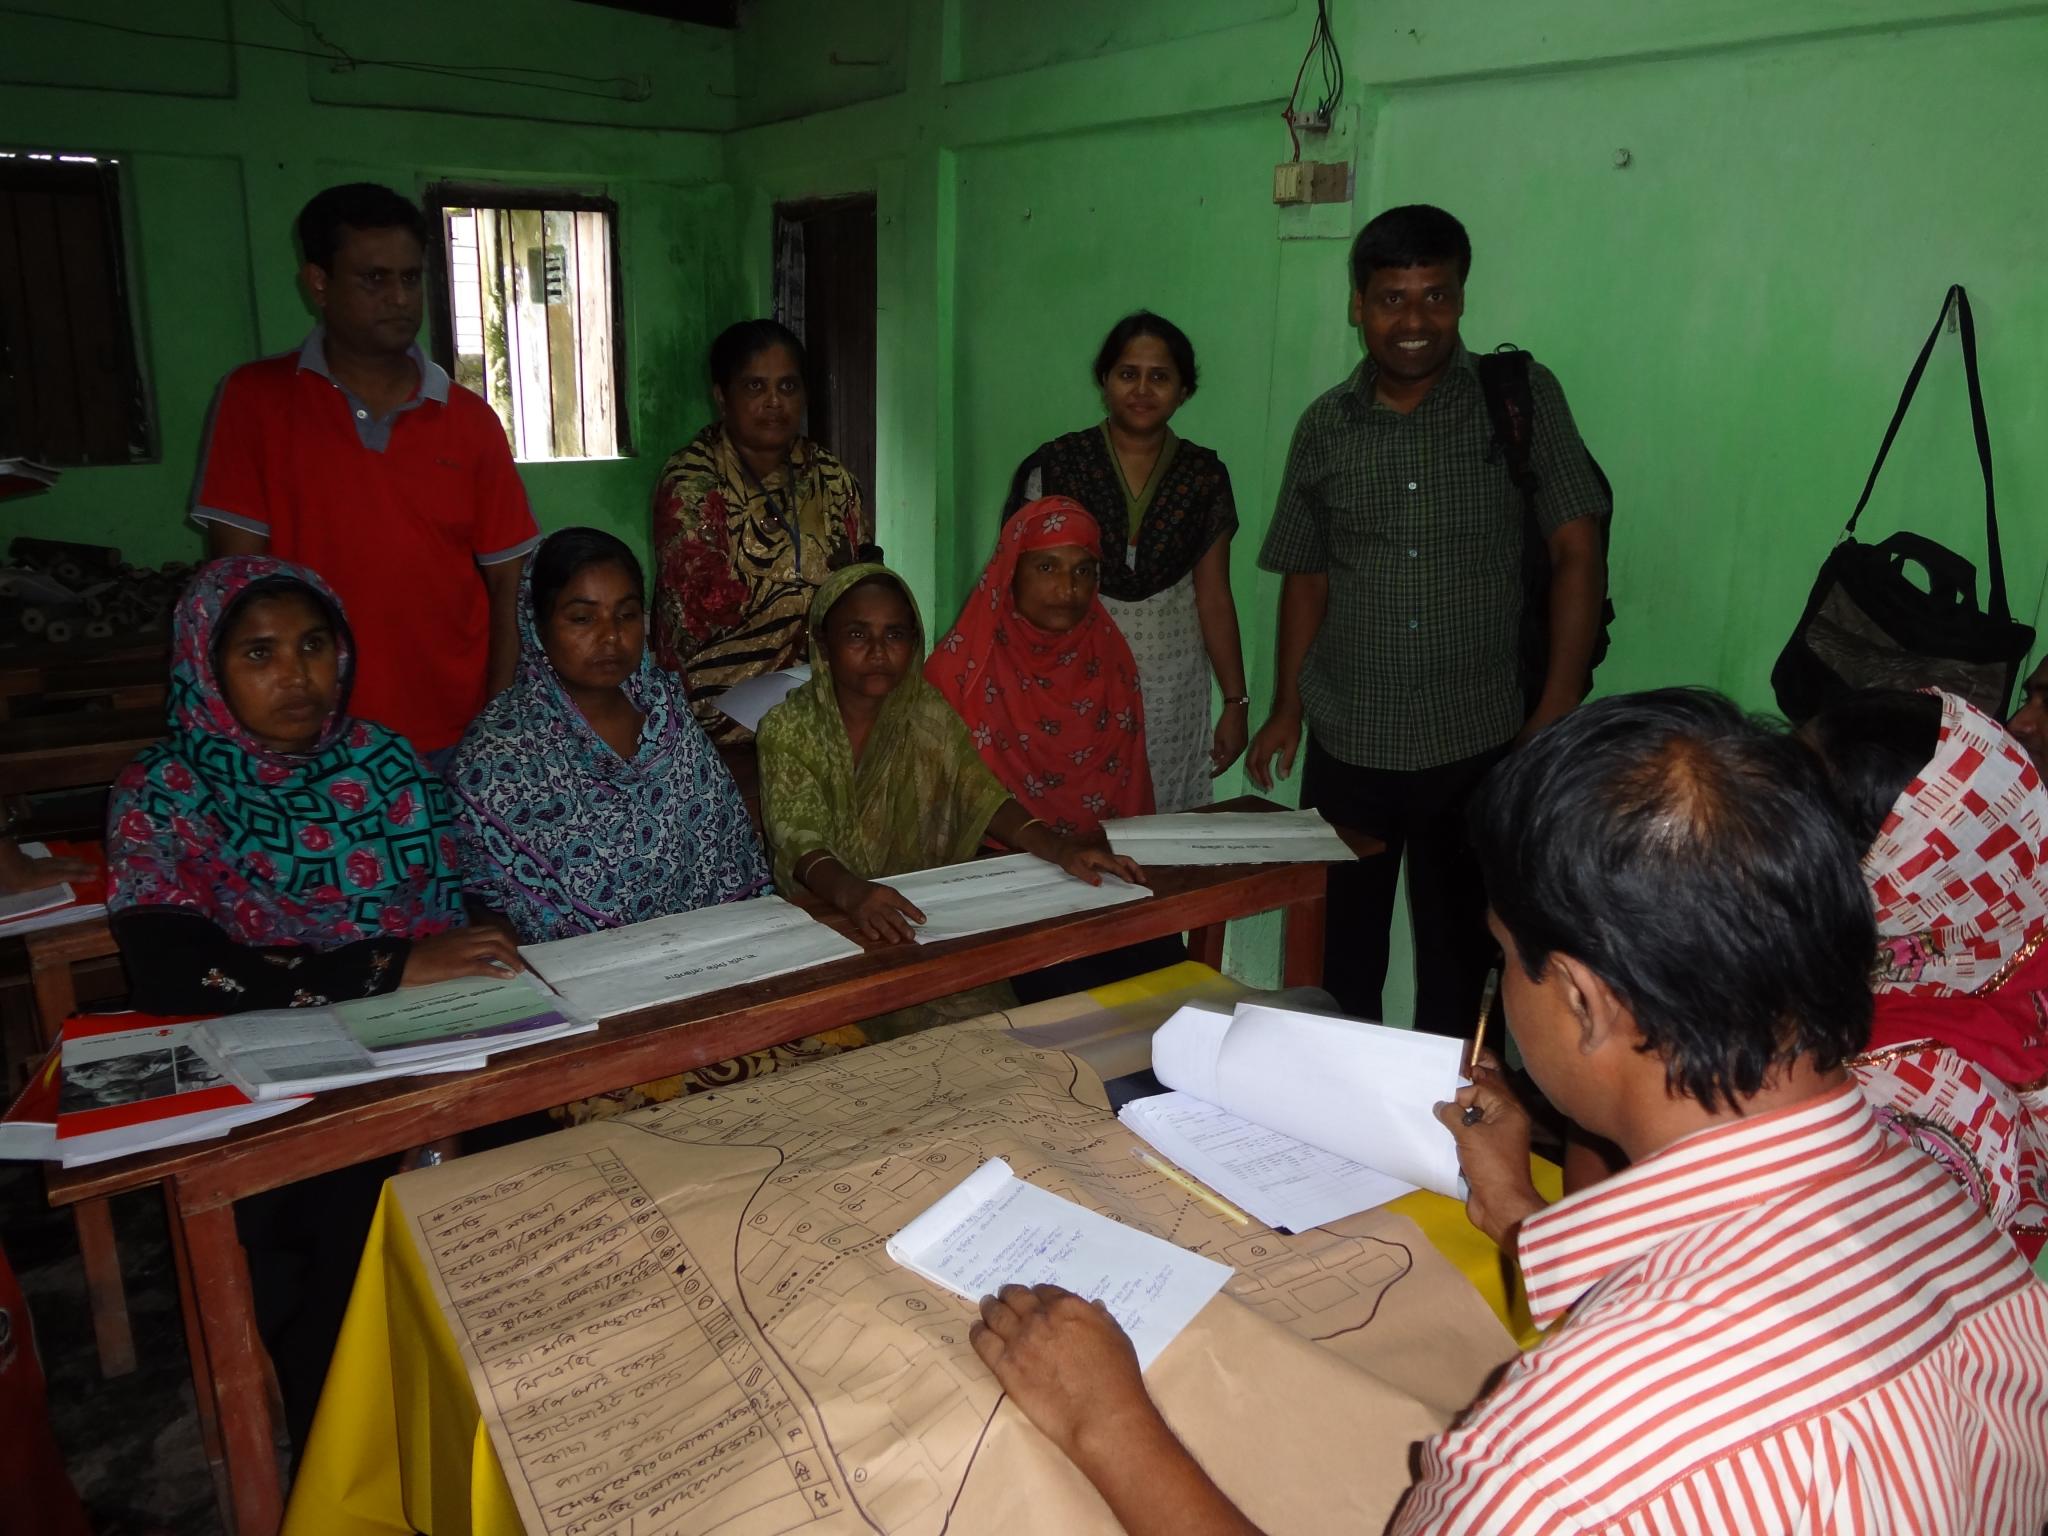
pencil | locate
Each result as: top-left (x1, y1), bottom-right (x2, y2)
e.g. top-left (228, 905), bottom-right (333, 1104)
top-left (1466, 967), bottom-right (1499, 1080)
top-left (1130, 1147), bottom-right (1251, 1226)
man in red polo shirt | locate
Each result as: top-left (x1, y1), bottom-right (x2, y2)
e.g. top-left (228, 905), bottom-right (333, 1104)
top-left (194, 183), bottom-right (537, 762)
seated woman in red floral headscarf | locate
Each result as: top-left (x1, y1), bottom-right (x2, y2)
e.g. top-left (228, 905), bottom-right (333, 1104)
top-left (928, 497), bottom-right (1181, 1001)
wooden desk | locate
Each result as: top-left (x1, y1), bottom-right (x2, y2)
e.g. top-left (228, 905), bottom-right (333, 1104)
top-left (21, 916), bottom-right (135, 1376)
top-left (47, 816), bottom-right (1371, 1536)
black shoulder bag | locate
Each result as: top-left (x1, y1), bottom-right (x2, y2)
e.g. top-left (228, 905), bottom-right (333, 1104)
top-left (1475, 347), bottom-right (1615, 712)
top-left (1771, 285), bottom-right (2034, 722)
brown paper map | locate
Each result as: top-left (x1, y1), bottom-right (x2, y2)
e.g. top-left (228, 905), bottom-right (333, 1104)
top-left (392, 1015), bottom-right (1516, 1535)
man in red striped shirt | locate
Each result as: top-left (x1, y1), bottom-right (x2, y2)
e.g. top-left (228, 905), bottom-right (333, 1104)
top-left (970, 689), bottom-right (2048, 1534)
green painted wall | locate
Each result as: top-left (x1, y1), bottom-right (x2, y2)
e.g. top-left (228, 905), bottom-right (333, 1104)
top-left (1, 0), bottom-right (743, 567)
top-left (13, 0), bottom-right (2048, 1012)
top-left (728, 0), bottom-right (2048, 1004)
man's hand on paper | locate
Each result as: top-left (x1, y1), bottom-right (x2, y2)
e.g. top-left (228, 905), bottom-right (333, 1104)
top-left (1434, 1052), bottom-right (1549, 1256)
top-left (972, 1283), bottom-right (1266, 1536)
top-left (402, 927), bottom-right (527, 987)
top-left (973, 1284), bottom-right (1151, 1458)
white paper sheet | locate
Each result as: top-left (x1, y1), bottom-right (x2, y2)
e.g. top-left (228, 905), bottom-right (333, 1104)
top-left (884, 854), bottom-right (1148, 943)
top-left (1151, 1002), bottom-right (1467, 1198)
top-left (713, 662), bottom-right (810, 731)
top-left (1120, 1089), bottom-right (1415, 1231)
top-left (518, 895), bottom-right (863, 1020)
top-left (887, 1156), bottom-right (1228, 1370)
top-left (1102, 810), bottom-right (1358, 866)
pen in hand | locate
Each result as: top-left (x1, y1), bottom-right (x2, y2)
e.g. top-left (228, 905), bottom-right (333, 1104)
top-left (1461, 968), bottom-right (1499, 1125)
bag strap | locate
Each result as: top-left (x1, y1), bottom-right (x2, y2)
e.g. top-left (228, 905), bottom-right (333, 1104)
top-left (1475, 347), bottom-right (1539, 498)
top-left (1844, 284), bottom-right (2007, 621)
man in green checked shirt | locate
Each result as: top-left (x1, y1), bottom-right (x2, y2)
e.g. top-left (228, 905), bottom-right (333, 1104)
top-left (1248, 204), bottom-right (1607, 1037)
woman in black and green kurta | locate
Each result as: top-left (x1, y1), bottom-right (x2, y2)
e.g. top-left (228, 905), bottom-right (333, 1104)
top-left (1002, 312), bottom-right (1249, 811)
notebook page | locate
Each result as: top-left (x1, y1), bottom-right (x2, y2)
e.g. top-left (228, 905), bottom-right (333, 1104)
top-left (887, 1157), bottom-right (1227, 1369)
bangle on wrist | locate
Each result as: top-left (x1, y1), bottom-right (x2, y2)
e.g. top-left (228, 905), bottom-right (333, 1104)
top-left (1220, 694), bottom-right (1250, 709)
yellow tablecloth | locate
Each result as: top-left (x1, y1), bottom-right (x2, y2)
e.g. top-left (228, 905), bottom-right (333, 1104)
top-left (284, 969), bottom-right (1560, 1536)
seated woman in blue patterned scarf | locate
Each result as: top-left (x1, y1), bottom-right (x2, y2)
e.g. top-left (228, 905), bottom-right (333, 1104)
top-left (447, 527), bottom-right (798, 1114)
top-left (106, 555), bottom-right (519, 1010)
top-left (445, 525), bottom-right (768, 941)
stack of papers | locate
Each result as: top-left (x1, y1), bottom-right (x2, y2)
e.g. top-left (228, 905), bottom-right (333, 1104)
top-left (1102, 810), bottom-right (1357, 867)
top-left (520, 896), bottom-right (863, 1020)
top-left (0, 1016), bottom-right (308, 1167)
top-left (1120, 1091), bottom-right (1415, 1232)
top-left (886, 853), bottom-right (1148, 943)
top-left (193, 976), bottom-right (591, 1101)
top-left (1119, 1002), bottom-right (1469, 1227)
top-left (0, 841), bottom-right (109, 937)
top-left (887, 1156), bottom-right (1229, 1370)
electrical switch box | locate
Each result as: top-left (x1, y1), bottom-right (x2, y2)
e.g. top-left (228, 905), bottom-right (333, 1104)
top-left (1274, 160), bottom-right (1351, 206)
top-left (1273, 162), bottom-right (1311, 205)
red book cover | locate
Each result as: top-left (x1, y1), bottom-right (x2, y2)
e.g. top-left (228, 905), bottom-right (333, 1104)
top-left (54, 1013), bottom-right (254, 1140)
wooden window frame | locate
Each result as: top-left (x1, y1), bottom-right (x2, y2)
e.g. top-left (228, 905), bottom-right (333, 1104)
top-left (0, 153), bottom-right (154, 466)
top-left (420, 182), bottom-right (632, 459)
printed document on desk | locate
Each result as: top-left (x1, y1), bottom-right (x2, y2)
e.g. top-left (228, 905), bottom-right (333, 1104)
top-left (888, 1155), bottom-right (1228, 1369)
top-left (887, 854), bottom-right (1147, 943)
top-left (716, 662), bottom-right (810, 731)
top-left (519, 895), bottom-right (863, 1020)
top-left (1120, 1089), bottom-right (1416, 1231)
top-left (336, 975), bottom-right (590, 1064)
top-left (192, 1009), bottom-right (492, 1100)
top-left (1102, 810), bottom-right (1357, 867)
top-left (1150, 1002), bottom-right (1466, 1198)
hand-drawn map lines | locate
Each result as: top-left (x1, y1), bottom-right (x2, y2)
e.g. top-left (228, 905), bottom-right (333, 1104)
top-left (418, 1149), bottom-right (848, 1535)
top-left (618, 1026), bottom-right (1419, 1535)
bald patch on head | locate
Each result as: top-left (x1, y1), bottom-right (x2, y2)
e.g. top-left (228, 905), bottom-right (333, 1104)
top-left (1612, 734), bottom-right (1736, 848)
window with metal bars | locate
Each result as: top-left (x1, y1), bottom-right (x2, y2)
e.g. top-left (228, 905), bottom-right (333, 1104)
top-left (423, 186), bottom-right (629, 462)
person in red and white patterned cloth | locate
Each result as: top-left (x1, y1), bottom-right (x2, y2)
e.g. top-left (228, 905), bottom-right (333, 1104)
top-left (1804, 686), bottom-right (2048, 1263)
top-left (964, 689), bottom-right (2048, 1536)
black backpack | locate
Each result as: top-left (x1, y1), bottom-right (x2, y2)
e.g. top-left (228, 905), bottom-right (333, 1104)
top-left (1474, 346), bottom-right (1615, 711)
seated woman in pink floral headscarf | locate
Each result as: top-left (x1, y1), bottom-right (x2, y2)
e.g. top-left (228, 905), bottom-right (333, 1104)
top-left (1805, 687), bottom-right (2048, 1262)
top-left (106, 554), bottom-right (519, 1012)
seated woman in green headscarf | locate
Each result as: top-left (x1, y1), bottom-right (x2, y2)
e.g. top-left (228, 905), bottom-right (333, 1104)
top-left (757, 564), bottom-right (1141, 948)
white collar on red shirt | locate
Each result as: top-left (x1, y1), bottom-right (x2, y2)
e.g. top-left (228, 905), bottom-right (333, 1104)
top-left (296, 325), bottom-right (450, 405)
top-left (1516, 1086), bottom-right (1893, 1326)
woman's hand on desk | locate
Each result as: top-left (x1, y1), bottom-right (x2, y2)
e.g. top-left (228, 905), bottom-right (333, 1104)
top-left (797, 852), bottom-right (927, 944)
top-left (402, 927), bottom-right (527, 987)
top-left (1434, 1057), bottom-right (1549, 1256)
top-left (838, 879), bottom-right (926, 944)
top-left (0, 838), bottom-right (94, 894)
top-left (1050, 839), bottom-right (1146, 888)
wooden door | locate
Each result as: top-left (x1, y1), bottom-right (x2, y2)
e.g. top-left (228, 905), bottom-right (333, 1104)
top-left (772, 196), bottom-right (877, 532)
